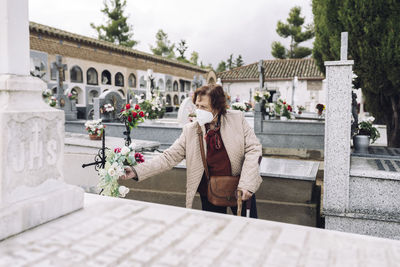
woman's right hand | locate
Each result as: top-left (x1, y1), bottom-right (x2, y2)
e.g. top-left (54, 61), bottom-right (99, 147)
top-left (120, 166), bottom-right (137, 180)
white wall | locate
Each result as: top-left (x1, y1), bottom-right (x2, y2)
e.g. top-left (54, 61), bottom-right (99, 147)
top-left (222, 79), bottom-right (326, 112)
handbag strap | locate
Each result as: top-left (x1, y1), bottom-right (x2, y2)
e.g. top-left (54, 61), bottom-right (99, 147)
top-left (197, 123), bottom-right (210, 181)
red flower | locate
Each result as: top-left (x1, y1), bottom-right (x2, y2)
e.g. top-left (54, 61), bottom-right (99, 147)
top-left (288, 105), bottom-right (292, 112)
top-left (283, 101), bottom-right (286, 105)
top-left (132, 111), bottom-right (137, 118)
top-left (135, 152), bottom-right (145, 163)
top-left (128, 116), bottom-right (132, 122)
top-left (125, 104), bottom-right (131, 110)
top-left (120, 109), bottom-right (125, 112)
top-left (139, 111), bottom-right (144, 117)
top-left (135, 104), bottom-right (140, 110)
top-left (114, 147), bottom-right (121, 153)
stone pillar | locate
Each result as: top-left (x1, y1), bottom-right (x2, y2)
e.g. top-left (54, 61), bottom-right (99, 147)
top-left (0, 0), bottom-right (83, 240)
top-left (323, 32), bottom-right (354, 221)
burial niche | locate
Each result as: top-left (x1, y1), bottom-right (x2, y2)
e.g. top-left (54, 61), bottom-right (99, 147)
top-left (70, 66), bottom-right (83, 83)
top-left (101, 70), bottom-right (111, 85)
top-left (87, 68), bottom-right (98, 85)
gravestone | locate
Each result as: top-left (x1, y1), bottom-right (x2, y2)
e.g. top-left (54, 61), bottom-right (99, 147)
top-left (51, 55), bottom-right (67, 109)
top-left (0, 0), bottom-right (83, 240)
top-left (94, 91), bottom-right (125, 122)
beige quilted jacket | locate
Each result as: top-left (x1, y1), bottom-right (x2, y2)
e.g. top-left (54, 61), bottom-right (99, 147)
top-left (134, 110), bottom-right (263, 208)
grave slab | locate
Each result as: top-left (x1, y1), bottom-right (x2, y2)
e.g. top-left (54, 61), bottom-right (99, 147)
top-left (0, 193), bottom-right (399, 266)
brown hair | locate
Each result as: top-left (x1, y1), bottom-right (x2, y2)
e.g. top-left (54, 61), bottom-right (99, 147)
top-left (192, 84), bottom-right (227, 115)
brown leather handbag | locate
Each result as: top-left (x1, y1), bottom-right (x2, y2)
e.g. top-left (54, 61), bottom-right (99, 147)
top-left (197, 124), bottom-right (240, 207)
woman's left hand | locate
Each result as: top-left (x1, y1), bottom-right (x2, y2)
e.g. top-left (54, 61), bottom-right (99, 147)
top-left (238, 188), bottom-right (253, 201)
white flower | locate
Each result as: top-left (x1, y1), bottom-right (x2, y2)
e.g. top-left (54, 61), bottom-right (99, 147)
top-left (118, 186), bottom-right (130, 197)
top-left (108, 168), bottom-right (116, 177)
top-left (121, 146), bottom-right (130, 156)
top-left (129, 142), bottom-right (136, 150)
top-left (151, 106), bottom-right (156, 111)
top-left (367, 116), bottom-right (375, 123)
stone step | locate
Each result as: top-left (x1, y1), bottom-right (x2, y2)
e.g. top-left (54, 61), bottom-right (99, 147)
top-left (121, 168), bottom-right (316, 204)
top-left (125, 189), bottom-right (318, 227)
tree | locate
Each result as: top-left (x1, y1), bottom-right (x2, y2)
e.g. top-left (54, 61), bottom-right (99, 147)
top-left (90, 0), bottom-right (138, 48)
top-left (312, 0), bottom-right (400, 147)
top-left (216, 61), bottom-right (227, 72)
top-left (271, 6), bottom-right (314, 59)
top-left (235, 55), bottom-right (244, 67)
top-left (226, 54), bottom-right (234, 70)
top-left (150, 29), bottom-right (175, 59)
top-left (176, 39), bottom-right (188, 59)
top-left (190, 51), bottom-right (199, 66)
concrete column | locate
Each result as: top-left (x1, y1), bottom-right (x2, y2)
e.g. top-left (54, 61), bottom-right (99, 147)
top-left (0, 0), bottom-right (83, 241)
top-left (323, 32), bottom-right (354, 216)
top-left (0, 0), bottom-right (30, 75)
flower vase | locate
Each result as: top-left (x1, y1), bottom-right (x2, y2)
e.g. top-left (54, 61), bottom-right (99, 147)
top-left (89, 133), bottom-right (102, 140)
top-left (353, 135), bottom-right (370, 154)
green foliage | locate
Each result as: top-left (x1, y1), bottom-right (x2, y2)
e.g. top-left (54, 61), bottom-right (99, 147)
top-left (312, 0), bottom-right (400, 147)
top-left (271, 41), bottom-right (286, 59)
top-left (216, 61), bottom-right (227, 72)
top-left (150, 29), bottom-right (175, 58)
top-left (90, 0), bottom-right (138, 48)
top-left (190, 51), bottom-right (199, 66)
top-left (227, 54), bottom-right (234, 70)
top-left (235, 55), bottom-right (244, 67)
top-left (271, 6), bottom-right (314, 59)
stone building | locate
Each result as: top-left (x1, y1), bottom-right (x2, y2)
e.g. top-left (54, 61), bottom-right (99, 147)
top-left (28, 22), bottom-right (215, 118)
top-left (217, 58), bottom-right (325, 112)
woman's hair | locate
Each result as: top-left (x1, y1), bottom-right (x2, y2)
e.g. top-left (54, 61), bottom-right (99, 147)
top-left (192, 84), bottom-right (227, 115)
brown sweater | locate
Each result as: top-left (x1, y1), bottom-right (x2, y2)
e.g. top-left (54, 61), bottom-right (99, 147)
top-left (197, 125), bottom-right (232, 196)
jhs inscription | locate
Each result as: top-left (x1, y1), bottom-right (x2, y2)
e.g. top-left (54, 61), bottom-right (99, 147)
top-left (11, 122), bottom-right (58, 172)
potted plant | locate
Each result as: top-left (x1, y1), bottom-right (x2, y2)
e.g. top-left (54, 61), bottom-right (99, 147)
top-left (67, 92), bottom-right (77, 101)
top-left (353, 117), bottom-right (380, 153)
top-left (297, 105), bottom-right (305, 115)
top-left (139, 93), bottom-right (166, 121)
top-left (85, 119), bottom-right (105, 140)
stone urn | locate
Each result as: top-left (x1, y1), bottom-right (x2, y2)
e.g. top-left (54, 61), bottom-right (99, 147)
top-left (353, 135), bottom-right (370, 154)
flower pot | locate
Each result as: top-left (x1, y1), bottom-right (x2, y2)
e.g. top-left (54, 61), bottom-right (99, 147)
top-left (280, 116), bottom-right (288, 121)
top-left (89, 133), bottom-right (102, 140)
top-left (353, 135), bottom-right (370, 154)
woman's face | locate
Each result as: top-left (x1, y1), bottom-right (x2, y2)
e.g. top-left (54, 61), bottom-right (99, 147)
top-left (195, 94), bottom-right (216, 115)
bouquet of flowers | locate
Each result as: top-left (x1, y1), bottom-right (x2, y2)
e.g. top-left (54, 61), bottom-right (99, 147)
top-left (263, 91), bottom-right (271, 101)
top-left (102, 103), bottom-right (114, 113)
top-left (231, 102), bottom-right (247, 112)
top-left (42, 89), bottom-right (52, 98)
top-left (281, 102), bottom-right (293, 119)
top-left (274, 99), bottom-right (284, 115)
top-left (68, 92), bottom-right (77, 101)
top-left (355, 117), bottom-right (380, 144)
top-left (254, 91), bottom-right (262, 102)
top-left (297, 105), bottom-right (305, 114)
top-left (48, 96), bottom-right (57, 107)
top-left (244, 101), bottom-right (252, 112)
top-left (119, 103), bottom-right (146, 130)
top-left (97, 144), bottom-right (145, 197)
top-left (85, 119), bottom-right (105, 137)
top-left (139, 93), bottom-right (165, 120)
top-left (316, 103), bottom-right (325, 115)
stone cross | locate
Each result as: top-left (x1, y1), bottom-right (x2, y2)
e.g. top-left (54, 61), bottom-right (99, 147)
top-left (51, 55), bottom-right (67, 107)
top-left (258, 60), bottom-right (264, 90)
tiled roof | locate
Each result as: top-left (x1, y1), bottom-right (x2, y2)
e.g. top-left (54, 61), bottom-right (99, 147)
top-left (217, 58), bottom-right (324, 81)
top-left (29, 21), bottom-right (207, 73)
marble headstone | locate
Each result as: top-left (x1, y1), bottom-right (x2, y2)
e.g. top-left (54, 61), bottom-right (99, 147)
top-left (94, 91), bottom-right (125, 122)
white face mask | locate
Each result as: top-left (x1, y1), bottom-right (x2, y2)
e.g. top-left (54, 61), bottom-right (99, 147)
top-left (196, 109), bottom-right (214, 126)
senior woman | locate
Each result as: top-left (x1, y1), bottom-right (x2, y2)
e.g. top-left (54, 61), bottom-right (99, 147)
top-left (121, 84), bottom-right (262, 217)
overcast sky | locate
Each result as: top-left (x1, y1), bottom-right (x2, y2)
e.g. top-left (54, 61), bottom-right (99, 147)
top-left (29, 0), bottom-right (313, 68)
